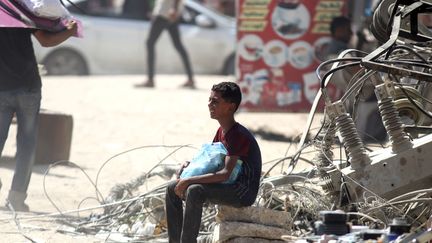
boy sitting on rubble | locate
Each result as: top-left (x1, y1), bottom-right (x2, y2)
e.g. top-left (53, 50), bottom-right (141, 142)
top-left (165, 81), bottom-right (262, 243)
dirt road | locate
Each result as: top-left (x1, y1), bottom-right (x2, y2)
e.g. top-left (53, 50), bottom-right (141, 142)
top-left (0, 75), bottom-right (321, 242)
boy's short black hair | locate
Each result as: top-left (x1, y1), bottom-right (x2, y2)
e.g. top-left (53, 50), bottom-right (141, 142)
top-left (212, 82), bottom-right (242, 111)
top-left (330, 16), bottom-right (351, 35)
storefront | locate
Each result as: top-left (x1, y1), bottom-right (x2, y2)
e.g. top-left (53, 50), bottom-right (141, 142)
top-left (236, 0), bottom-right (348, 112)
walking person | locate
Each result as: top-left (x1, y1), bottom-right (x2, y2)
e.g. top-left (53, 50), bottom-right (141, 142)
top-left (0, 22), bottom-right (78, 211)
top-left (165, 82), bottom-right (262, 242)
top-left (135, 0), bottom-right (195, 89)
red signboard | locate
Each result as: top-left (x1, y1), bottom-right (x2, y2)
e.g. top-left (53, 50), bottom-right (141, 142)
top-left (237, 0), bottom-right (347, 112)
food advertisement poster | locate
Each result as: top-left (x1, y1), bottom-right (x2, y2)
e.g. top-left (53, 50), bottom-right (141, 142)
top-left (237, 0), bottom-right (347, 111)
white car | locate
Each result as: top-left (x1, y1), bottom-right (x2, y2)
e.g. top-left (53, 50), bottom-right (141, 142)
top-left (33, 0), bottom-right (236, 75)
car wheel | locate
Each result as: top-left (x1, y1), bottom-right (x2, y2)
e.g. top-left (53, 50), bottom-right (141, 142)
top-left (43, 49), bottom-right (89, 75)
top-left (222, 54), bottom-right (235, 75)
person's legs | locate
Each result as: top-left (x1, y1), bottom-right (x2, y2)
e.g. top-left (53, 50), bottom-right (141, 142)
top-left (167, 21), bottom-right (195, 88)
top-left (0, 90), bottom-right (17, 194)
top-left (140, 17), bottom-right (169, 87)
top-left (8, 88), bottom-right (41, 211)
top-left (0, 90), bottom-right (15, 156)
top-left (181, 183), bottom-right (241, 243)
top-left (166, 181), bottom-right (183, 243)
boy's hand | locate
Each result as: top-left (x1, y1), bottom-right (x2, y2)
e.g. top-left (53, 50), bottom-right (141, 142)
top-left (174, 179), bottom-right (189, 199)
top-left (176, 161), bottom-right (190, 179)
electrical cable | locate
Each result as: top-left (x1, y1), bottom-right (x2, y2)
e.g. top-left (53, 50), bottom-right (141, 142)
top-left (43, 160), bottom-right (104, 216)
top-left (316, 50), bottom-right (368, 83)
top-left (346, 212), bottom-right (386, 227)
top-left (386, 44), bottom-right (431, 65)
top-left (340, 70), bottom-right (376, 103)
top-left (297, 48), bottom-right (365, 162)
top-left (94, 144), bottom-right (195, 202)
top-left (6, 202), bottom-right (38, 243)
top-left (260, 156), bottom-right (313, 181)
top-left (317, 58), bottom-right (362, 89)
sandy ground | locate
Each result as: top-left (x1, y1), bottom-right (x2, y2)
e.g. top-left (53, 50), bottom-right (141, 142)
top-left (0, 75), bottom-right (323, 242)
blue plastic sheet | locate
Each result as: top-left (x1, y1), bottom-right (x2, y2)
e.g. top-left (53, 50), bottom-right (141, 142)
top-left (180, 142), bottom-right (242, 184)
top-left (224, 159), bottom-right (242, 184)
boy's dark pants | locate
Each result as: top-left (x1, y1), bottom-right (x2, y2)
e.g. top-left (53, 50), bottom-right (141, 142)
top-left (165, 180), bottom-right (243, 243)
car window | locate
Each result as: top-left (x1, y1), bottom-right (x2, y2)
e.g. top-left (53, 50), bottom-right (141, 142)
top-left (67, 0), bottom-right (152, 20)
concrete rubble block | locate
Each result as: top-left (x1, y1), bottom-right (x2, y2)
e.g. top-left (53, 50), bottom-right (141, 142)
top-left (215, 205), bottom-right (292, 229)
top-left (212, 221), bottom-right (291, 243)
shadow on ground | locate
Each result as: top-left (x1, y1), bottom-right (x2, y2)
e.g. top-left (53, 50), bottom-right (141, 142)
top-left (0, 156), bottom-right (77, 179)
top-left (250, 127), bottom-right (302, 143)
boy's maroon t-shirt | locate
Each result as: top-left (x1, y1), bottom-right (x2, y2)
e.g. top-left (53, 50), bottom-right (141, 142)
top-left (213, 122), bottom-right (262, 206)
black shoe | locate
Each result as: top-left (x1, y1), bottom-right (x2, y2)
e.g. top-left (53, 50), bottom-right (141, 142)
top-left (180, 81), bottom-right (195, 89)
top-left (134, 81), bottom-right (155, 88)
